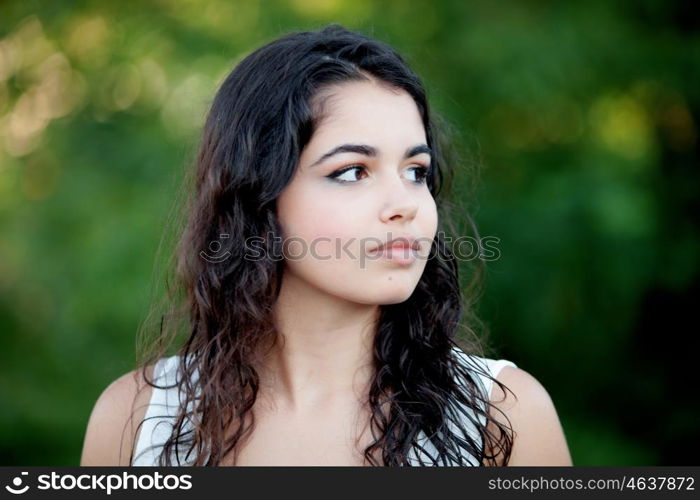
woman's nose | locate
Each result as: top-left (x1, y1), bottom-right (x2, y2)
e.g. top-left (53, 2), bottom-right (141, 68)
top-left (377, 173), bottom-right (419, 222)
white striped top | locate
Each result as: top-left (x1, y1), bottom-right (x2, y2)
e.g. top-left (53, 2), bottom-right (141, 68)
top-left (132, 347), bottom-right (516, 466)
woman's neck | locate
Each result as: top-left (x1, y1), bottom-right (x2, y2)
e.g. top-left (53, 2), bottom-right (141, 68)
top-left (259, 270), bottom-right (379, 412)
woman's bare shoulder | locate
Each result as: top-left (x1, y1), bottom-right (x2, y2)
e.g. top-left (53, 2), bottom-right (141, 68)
top-left (490, 366), bottom-right (573, 466)
top-left (80, 363), bottom-right (156, 466)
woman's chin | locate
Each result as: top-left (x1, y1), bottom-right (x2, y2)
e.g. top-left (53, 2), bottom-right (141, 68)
top-left (353, 286), bottom-right (418, 306)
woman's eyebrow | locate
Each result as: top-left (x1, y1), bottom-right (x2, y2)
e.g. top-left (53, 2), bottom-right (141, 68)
top-left (310, 143), bottom-right (432, 168)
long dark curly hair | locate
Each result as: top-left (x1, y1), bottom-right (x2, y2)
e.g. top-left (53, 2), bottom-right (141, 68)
top-left (131, 24), bottom-right (515, 466)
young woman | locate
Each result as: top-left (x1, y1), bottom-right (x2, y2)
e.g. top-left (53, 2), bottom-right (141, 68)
top-left (80, 24), bottom-right (572, 467)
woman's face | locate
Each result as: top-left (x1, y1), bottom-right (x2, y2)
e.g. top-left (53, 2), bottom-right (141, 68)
top-left (275, 78), bottom-right (438, 305)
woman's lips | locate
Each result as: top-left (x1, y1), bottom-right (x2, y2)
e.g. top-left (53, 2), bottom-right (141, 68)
top-left (369, 234), bottom-right (419, 253)
top-left (367, 241), bottom-right (418, 266)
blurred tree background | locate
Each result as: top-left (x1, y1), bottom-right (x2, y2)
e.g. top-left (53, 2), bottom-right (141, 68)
top-left (1, 0), bottom-right (698, 466)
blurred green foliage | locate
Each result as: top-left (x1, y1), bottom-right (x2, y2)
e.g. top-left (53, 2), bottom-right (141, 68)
top-left (1, 0), bottom-right (698, 465)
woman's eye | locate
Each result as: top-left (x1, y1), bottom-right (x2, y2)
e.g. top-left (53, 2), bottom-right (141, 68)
top-left (406, 165), bottom-right (430, 184)
top-left (326, 164), bottom-right (431, 184)
top-left (327, 165), bottom-right (366, 184)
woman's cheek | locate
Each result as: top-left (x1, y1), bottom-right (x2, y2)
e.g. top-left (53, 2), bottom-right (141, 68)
top-left (303, 224), bottom-right (354, 261)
